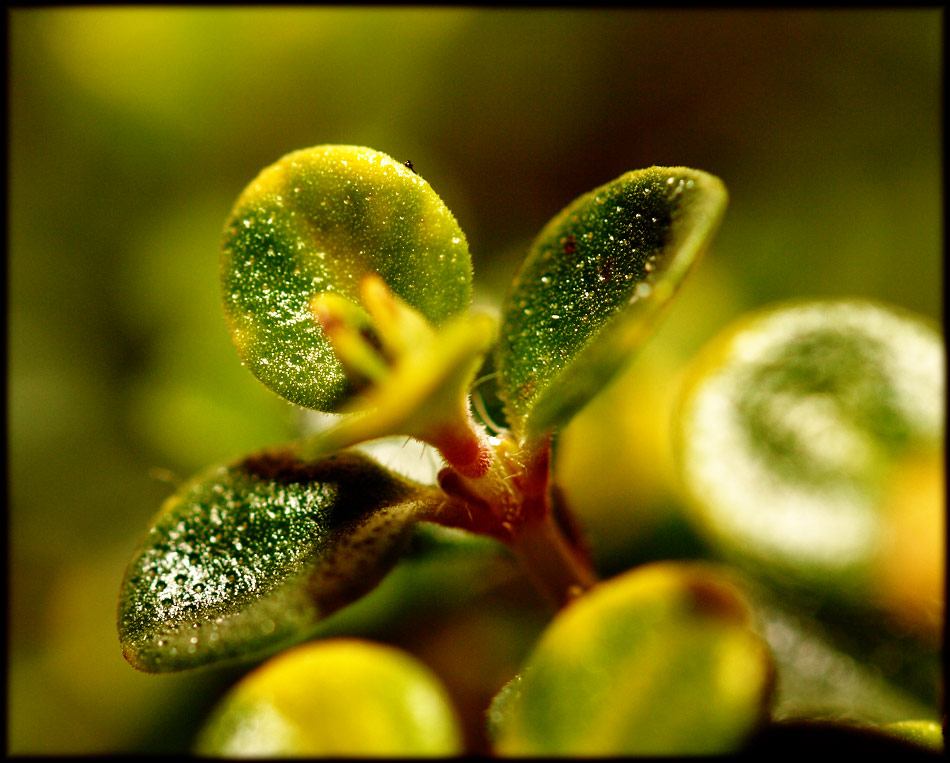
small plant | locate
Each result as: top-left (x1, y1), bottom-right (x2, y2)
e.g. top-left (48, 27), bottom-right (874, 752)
top-left (118, 146), bottom-right (944, 755)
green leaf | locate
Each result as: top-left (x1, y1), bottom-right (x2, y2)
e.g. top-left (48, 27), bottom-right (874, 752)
top-left (489, 562), bottom-right (772, 755)
top-left (496, 166), bottom-right (727, 441)
top-left (118, 447), bottom-right (440, 673)
top-left (194, 638), bottom-right (464, 756)
top-left (221, 145), bottom-right (472, 411)
top-left (311, 311), bottom-right (496, 466)
top-left (674, 299), bottom-right (945, 600)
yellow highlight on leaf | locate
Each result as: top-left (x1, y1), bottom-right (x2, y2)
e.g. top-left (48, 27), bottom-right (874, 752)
top-left (194, 639), bottom-right (464, 757)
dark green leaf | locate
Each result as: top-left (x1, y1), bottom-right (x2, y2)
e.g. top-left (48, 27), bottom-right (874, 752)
top-left (496, 166), bottom-right (726, 441)
top-left (118, 447), bottom-right (439, 672)
top-left (489, 562), bottom-right (772, 755)
top-left (221, 145), bottom-right (472, 411)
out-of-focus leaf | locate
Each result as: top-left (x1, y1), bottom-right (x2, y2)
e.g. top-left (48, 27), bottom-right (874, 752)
top-left (674, 299), bottom-right (945, 609)
top-left (750, 590), bottom-right (936, 724)
top-left (489, 562), bottom-right (772, 755)
top-left (193, 638), bottom-right (464, 756)
top-left (221, 145), bottom-right (472, 412)
top-left (118, 448), bottom-right (441, 673)
top-left (880, 720), bottom-right (944, 751)
top-left (495, 166), bottom-right (727, 443)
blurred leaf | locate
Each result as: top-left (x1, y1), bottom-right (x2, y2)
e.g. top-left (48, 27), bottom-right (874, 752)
top-left (194, 638), bottom-right (464, 756)
top-left (674, 299), bottom-right (945, 608)
top-left (489, 562), bottom-right (772, 755)
top-left (880, 720), bottom-right (944, 752)
top-left (220, 144), bottom-right (472, 412)
top-left (118, 448), bottom-right (441, 673)
top-left (495, 166), bottom-right (726, 443)
top-left (749, 587), bottom-right (936, 724)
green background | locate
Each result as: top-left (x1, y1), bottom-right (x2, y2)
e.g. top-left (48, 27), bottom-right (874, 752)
top-left (8, 8), bottom-right (941, 753)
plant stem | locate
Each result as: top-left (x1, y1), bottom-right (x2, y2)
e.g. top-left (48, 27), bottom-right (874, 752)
top-left (508, 512), bottom-right (597, 609)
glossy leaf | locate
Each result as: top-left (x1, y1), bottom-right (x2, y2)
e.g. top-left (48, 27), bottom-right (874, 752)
top-left (194, 639), bottom-right (464, 756)
top-left (221, 145), bottom-right (472, 411)
top-left (118, 447), bottom-right (441, 672)
top-left (496, 166), bottom-right (727, 441)
top-left (489, 562), bottom-right (772, 755)
top-left (674, 300), bottom-right (945, 599)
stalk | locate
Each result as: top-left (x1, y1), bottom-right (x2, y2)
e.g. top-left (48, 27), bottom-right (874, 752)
top-left (508, 512), bottom-right (597, 608)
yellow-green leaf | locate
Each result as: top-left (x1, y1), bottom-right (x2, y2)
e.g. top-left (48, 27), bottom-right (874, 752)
top-left (674, 299), bottom-right (945, 600)
top-left (489, 562), bottom-right (772, 755)
top-left (496, 166), bottom-right (726, 442)
top-left (118, 448), bottom-right (439, 673)
top-left (194, 639), bottom-right (464, 756)
top-left (880, 720), bottom-right (944, 751)
top-left (221, 145), bottom-right (472, 411)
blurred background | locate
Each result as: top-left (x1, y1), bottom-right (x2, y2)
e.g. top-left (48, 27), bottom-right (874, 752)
top-left (8, 8), bottom-right (942, 754)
